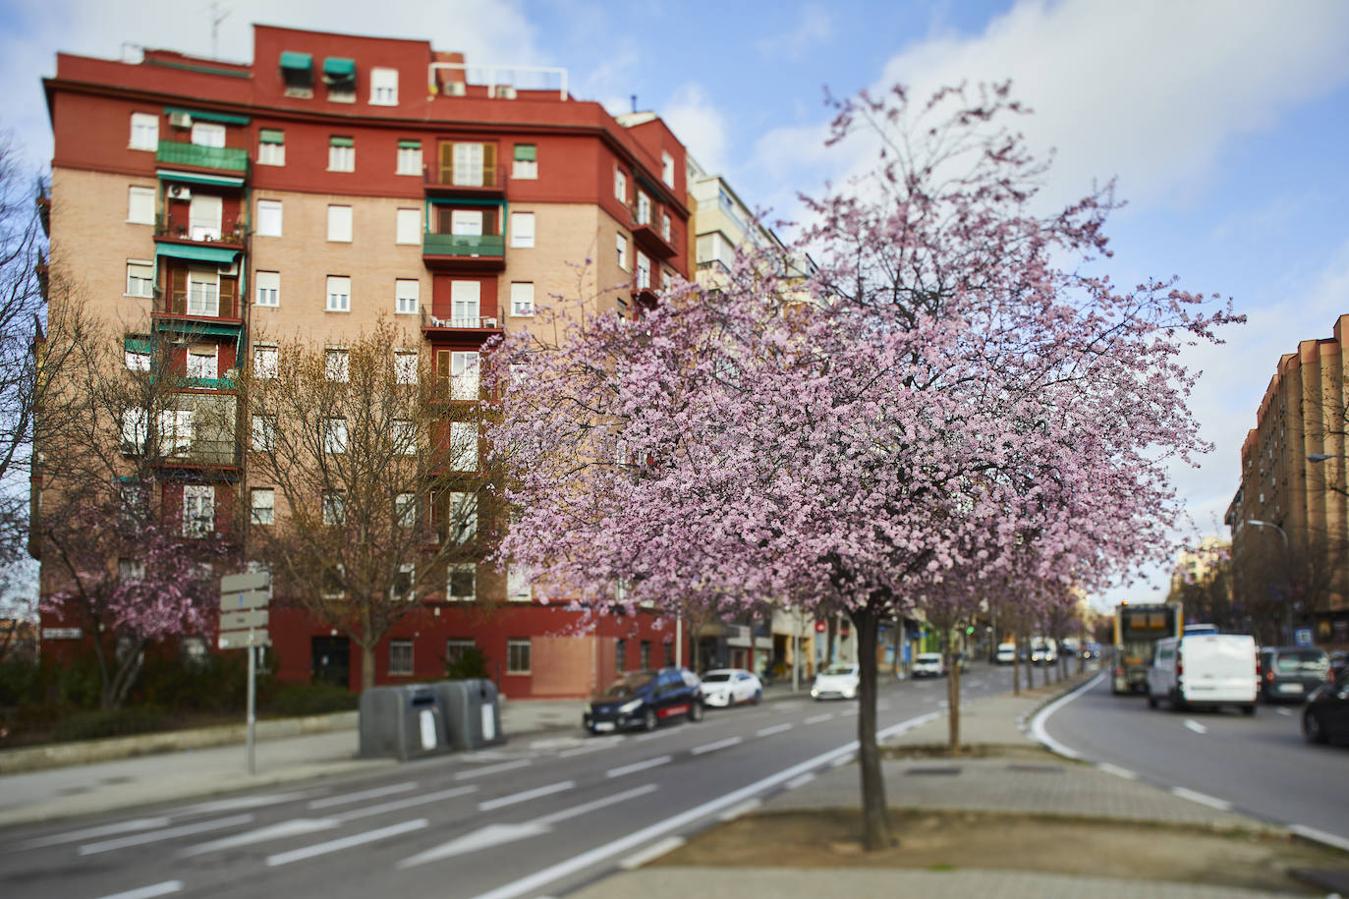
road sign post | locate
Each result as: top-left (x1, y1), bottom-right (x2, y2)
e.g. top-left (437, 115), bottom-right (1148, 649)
top-left (220, 571), bottom-right (272, 776)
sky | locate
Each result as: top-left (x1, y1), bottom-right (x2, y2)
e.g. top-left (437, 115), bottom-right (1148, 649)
top-left (4, 0), bottom-right (1349, 611)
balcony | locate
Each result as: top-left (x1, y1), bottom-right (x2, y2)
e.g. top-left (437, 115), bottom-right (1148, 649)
top-left (631, 218), bottom-right (678, 260)
top-left (156, 140), bottom-right (249, 175)
top-left (152, 394), bottom-right (240, 472)
top-left (154, 215), bottom-right (246, 250)
top-left (422, 232), bottom-right (506, 272)
top-left (154, 289), bottom-right (242, 331)
top-left (421, 306), bottom-right (503, 336)
top-left (424, 164), bottom-right (507, 198)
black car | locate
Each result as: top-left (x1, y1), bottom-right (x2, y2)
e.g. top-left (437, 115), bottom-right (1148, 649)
top-left (584, 667), bottom-right (704, 735)
top-left (1303, 680), bottom-right (1349, 745)
top-left (1259, 646), bottom-right (1330, 703)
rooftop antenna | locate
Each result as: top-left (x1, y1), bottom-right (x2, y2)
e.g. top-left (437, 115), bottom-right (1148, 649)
top-left (630, 94), bottom-right (637, 114)
top-left (208, 0), bottom-right (230, 59)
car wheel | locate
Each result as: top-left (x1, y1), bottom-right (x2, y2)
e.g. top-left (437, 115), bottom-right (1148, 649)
top-left (688, 700), bottom-right (704, 723)
top-left (1147, 694), bottom-right (1158, 709)
top-left (1241, 704), bottom-right (1256, 717)
top-left (642, 708), bottom-right (657, 732)
top-left (752, 689), bottom-right (763, 705)
top-left (1303, 710), bottom-right (1328, 744)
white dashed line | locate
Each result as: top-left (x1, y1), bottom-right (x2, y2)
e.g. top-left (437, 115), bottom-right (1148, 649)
top-left (619, 836), bottom-right (686, 870)
top-left (1183, 719), bottom-right (1207, 735)
top-left (1170, 787), bottom-right (1232, 811)
top-left (804, 713), bottom-right (834, 724)
top-left (478, 781), bottom-right (575, 811)
top-left (308, 781), bottom-right (418, 809)
top-left (455, 759), bottom-right (532, 780)
top-left (96, 882), bottom-right (183, 899)
top-left (559, 740), bottom-right (625, 758)
top-left (1097, 763), bottom-right (1138, 781)
top-left (1276, 708), bottom-right (1292, 717)
top-left (334, 785), bottom-right (477, 822)
top-left (25, 817), bottom-right (172, 849)
top-left (266, 819), bottom-right (428, 867)
top-left (691, 736), bottom-right (742, 756)
top-left (80, 815), bottom-right (254, 856)
top-left (606, 756), bottom-right (672, 778)
top-left (756, 723), bottom-right (793, 737)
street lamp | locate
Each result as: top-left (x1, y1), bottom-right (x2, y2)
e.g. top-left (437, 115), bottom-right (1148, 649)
top-left (1245, 519), bottom-right (1296, 642)
top-left (1245, 519), bottom-right (1289, 547)
top-left (1307, 453), bottom-right (1333, 463)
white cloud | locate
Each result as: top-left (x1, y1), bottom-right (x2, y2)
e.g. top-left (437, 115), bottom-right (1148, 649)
top-left (661, 82), bottom-right (729, 174)
top-left (756, 5), bottom-right (833, 60)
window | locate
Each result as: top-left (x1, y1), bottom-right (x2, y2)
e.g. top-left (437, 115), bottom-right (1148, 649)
top-left (451, 209), bottom-right (483, 236)
top-left (396, 492), bottom-right (417, 529)
top-left (614, 168), bottom-right (627, 202)
top-left (510, 211), bottom-right (535, 248)
top-left (448, 351), bottom-right (479, 400)
top-left (450, 422), bottom-right (478, 471)
top-left (447, 566), bottom-right (475, 602)
top-left (507, 639), bottom-right (531, 675)
top-left (255, 270), bottom-right (280, 307)
top-left (396, 140), bottom-right (421, 175)
top-left (395, 351), bottom-right (418, 384)
top-left (256, 200), bottom-right (283, 237)
top-left (661, 211), bottom-right (671, 242)
top-left (370, 67), bottom-right (399, 105)
top-left (636, 192), bottom-right (651, 225)
top-left (661, 151), bottom-right (675, 187)
top-left (395, 279), bottom-right (419, 315)
top-left (130, 112), bottom-right (158, 151)
top-left (447, 638), bottom-right (475, 665)
top-left (392, 564), bottom-right (415, 601)
top-left (636, 252), bottom-right (651, 290)
top-left (191, 122), bottom-right (225, 148)
top-left (125, 338), bottom-right (150, 371)
top-left (158, 409), bottom-right (193, 455)
top-left (388, 640), bottom-right (413, 675)
top-left (329, 136), bottom-right (355, 172)
top-left (507, 567), bottom-right (531, 603)
top-left (452, 142), bottom-right (485, 186)
top-left (392, 419), bottom-right (416, 455)
top-left (127, 186), bottom-right (155, 225)
top-left (616, 638), bottom-right (626, 673)
top-left (640, 640), bottom-right (651, 670)
top-left (327, 205), bottom-right (353, 242)
top-left (254, 345), bottom-right (278, 379)
top-left (322, 564), bottom-right (345, 599)
top-left (450, 280), bottom-right (480, 326)
top-left (126, 261), bottom-right (155, 298)
top-left (512, 143), bottom-right (537, 179)
top-left (323, 417), bottom-right (348, 454)
top-left (258, 129), bottom-right (285, 166)
top-left (322, 491), bottom-right (346, 525)
top-left (509, 282), bottom-right (534, 317)
top-left (251, 488), bottom-right (275, 525)
top-left (189, 195), bottom-right (223, 240)
top-left (251, 414), bottom-right (276, 452)
top-left (663, 641), bottom-right (673, 667)
top-left (615, 233), bottom-right (629, 272)
top-left (187, 347), bottom-right (217, 380)
top-left (187, 269), bottom-right (219, 316)
top-left (448, 491), bottom-right (477, 543)
top-left (183, 485), bottom-right (215, 538)
top-left (325, 348), bottom-right (349, 382)
top-left (121, 408), bottom-right (147, 453)
top-left (118, 559), bottom-right (145, 582)
top-left (326, 275), bottom-right (351, 312)
top-left (395, 208), bottom-right (420, 245)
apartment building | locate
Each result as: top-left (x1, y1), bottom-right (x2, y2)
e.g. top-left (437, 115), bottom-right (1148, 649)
top-left (1224, 314), bottom-right (1349, 647)
top-left (37, 25), bottom-right (692, 697)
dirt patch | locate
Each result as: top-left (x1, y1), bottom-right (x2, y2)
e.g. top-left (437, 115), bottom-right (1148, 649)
top-left (655, 809), bottom-right (1343, 894)
top-left (881, 742), bottom-right (1069, 762)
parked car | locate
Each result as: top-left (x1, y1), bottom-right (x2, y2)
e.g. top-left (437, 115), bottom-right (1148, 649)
top-left (1081, 642), bottom-right (1101, 661)
top-left (811, 663), bottom-right (860, 700)
top-left (699, 668), bottom-right (764, 707)
top-left (912, 653), bottom-right (946, 678)
top-left (995, 642), bottom-right (1017, 665)
top-left (583, 668), bottom-right (704, 734)
top-left (1030, 638), bottom-right (1058, 666)
top-left (1303, 680), bottom-right (1349, 745)
top-left (1146, 633), bottom-right (1257, 714)
top-left (1259, 646), bottom-right (1330, 703)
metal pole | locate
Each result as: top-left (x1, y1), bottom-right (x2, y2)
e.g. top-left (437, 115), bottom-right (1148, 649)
top-left (246, 639), bottom-right (257, 776)
top-left (791, 615), bottom-right (800, 693)
top-left (675, 615), bottom-right (683, 667)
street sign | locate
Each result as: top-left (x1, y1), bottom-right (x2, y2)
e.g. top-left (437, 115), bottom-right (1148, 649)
top-left (220, 609), bottom-right (269, 631)
top-left (218, 629), bottom-right (271, 650)
top-left (220, 588), bottom-right (271, 612)
top-left (1294, 627), bottom-right (1313, 647)
top-left (41, 627), bottom-right (82, 640)
top-left (221, 571), bottom-right (271, 594)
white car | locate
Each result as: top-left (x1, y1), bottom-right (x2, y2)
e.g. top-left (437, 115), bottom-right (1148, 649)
top-left (995, 642), bottom-right (1017, 665)
top-left (699, 668), bottom-right (763, 707)
top-left (912, 652), bottom-right (945, 678)
top-left (811, 663), bottom-right (860, 700)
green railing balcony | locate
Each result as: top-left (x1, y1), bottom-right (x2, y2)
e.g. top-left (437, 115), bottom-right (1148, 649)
top-left (156, 140), bottom-right (249, 173)
top-left (422, 232), bottom-right (506, 257)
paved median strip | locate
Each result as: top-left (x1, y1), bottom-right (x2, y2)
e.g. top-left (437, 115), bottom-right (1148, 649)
top-left (479, 781), bottom-right (576, 811)
top-left (606, 756), bottom-right (672, 778)
top-left (266, 819), bottom-right (428, 867)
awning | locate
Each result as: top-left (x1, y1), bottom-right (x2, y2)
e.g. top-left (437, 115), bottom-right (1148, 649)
top-left (154, 320), bottom-right (241, 337)
top-left (156, 169), bottom-right (246, 188)
top-left (280, 51), bottom-right (312, 71)
top-left (514, 143), bottom-right (536, 162)
top-left (124, 336), bottom-right (152, 354)
top-left (155, 244), bottom-right (239, 265)
top-left (259, 129), bottom-right (284, 145)
top-left (164, 106), bottom-right (250, 126)
top-left (323, 57), bottom-right (356, 81)
top-left (329, 136), bottom-right (354, 148)
top-left (398, 139), bottom-right (421, 150)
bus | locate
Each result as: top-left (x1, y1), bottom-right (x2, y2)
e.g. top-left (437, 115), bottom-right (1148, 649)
top-left (1112, 602), bottom-right (1182, 694)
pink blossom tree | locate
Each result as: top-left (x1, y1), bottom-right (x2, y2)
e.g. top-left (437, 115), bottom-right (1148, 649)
top-left (487, 82), bottom-right (1238, 850)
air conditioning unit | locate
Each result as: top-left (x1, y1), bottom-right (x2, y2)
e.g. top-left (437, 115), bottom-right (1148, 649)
top-left (219, 261), bottom-right (238, 276)
top-left (483, 317), bottom-right (498, 328)
top-left (167, 185), bottom-right (192, 201)
top-left (169, 111), bottom-right (193, 128)
top-left (446, 81), bottom-right (467, 97)
top-left (493, 85), bottom-right (517, 100)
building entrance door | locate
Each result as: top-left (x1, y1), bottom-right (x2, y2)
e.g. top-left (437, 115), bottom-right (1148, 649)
top-left (312, 636), bottom-right (350, 688)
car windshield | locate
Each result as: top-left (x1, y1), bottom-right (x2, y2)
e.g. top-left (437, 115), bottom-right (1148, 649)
top-left (1275, 651), bottom-right (1328, 673)
top-left (822, 665), bottom-right (856, 676)
top-left (602, 673), bottom-right (654, 698)
top-left (702, 673), bottom-right (732, 682)
top-left (917, 654), bottom-right (941, 662)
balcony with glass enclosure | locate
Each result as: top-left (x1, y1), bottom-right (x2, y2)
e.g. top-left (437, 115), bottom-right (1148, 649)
top-left (423, 202), bottom-right (506, 271)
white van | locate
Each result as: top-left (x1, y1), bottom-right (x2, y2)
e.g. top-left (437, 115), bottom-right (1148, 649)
top-left (1146, 633), bottom-right (1257, 714)
top-left (995, 642), bottom-right (1017, 665)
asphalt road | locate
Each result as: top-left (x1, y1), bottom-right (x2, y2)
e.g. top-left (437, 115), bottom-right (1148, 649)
top-left (1041, 672), bottom-right (1349, 847)
top-left (0, 667), bottom-right (1012, 899)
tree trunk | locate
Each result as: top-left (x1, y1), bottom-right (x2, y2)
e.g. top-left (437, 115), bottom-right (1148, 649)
top-left (361, 641), bottom-right (376, 692)
top-left (946, 636), bottom-right (961, 754)
top-left (854, 605), bottom-right (892, 850)
top-left (826, 616), bottom-right (838, 667)
top-left (747, 610), bottom-right (755, 676)
top-left (891, 617), bottom-right (902, 677)
top-left (1012, 633), bottom-right (1021, 696)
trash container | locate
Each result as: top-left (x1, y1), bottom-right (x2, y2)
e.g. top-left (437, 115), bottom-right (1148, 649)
top-left (432, 679), bottom-right (506, 750)
top-left (358, 684), bottom-right (450, 760)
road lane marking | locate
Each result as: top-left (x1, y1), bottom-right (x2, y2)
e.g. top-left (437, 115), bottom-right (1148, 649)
top-left (691, 736), bottom-right (742, 755)
top-left (308, 781), bottom-right (418, 809)
top-left (1290, 824), bottom-right (1349, 853)
top-left (1276, 708), bottom-right (1292, 717)
top-left (633, 729), bottom-right (678, 742)
top-left (79, 814), bottom-right (254, 856)
top-left (717, 799), bottom-right (761, 821)
top-left (619, 836), bottom-right (685, 870)
top-left (455, 759), bottom-right (532, 780)
top-left (334, 785), bottom-right (477, 822)
top-left (266, 819), bottom-right (427, 867)
top-left (784, 773), bottom-right (816, 790)
top-left (830, 754), bottom-right (853, 768)
top-left (468, 711), bottom-right (935, 899)
top-left (1097, 763), bottom-right (1138, 781)
top-left (536, 784), bottom-right (660, 826)
top-left (24, 817), bottom-right (172, 848)
top-left (478, 781), bottom-right (576, 811)
top-left (1170, 787), bottom-right (1232, 811)
top-left (96, 882), bottom-right (183, 899)
top-left (174, 793), bottom-right (307, 815)
top-left (559, 740), bottom-right (626, 758)
top-left (180, 819), bottom-right (340, 856)
top-left (1183, 719), bottom-right (1208, 735)
top-left (804, 713), bottom-right (833, 724)
top-left (756, 723), bottom-right (793, 737)
top-left (1027, 671), bottom-right (1106, 760)
top-left (606, 756), bottom-right (672, 778)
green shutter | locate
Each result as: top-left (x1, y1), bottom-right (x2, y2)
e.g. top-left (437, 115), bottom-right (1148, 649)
top-left (259, 129), bottom-right (284, 145)
top-left (323, 57), bottom-right (356, 79)
top-left (330, 136), bottom-right (355, 148)
top-left (280, 51), bottom-right (312, 71)
top-left (398, 139), bottom-right (421, 150)
top-left (514, 144), bottom-right (537, 162)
